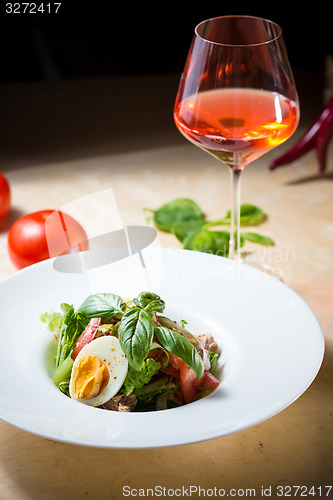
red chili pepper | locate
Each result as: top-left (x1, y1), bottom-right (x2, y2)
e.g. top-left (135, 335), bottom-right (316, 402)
top-left (315, 106), bottom-right (333, 172)
top-left (269, 96), bottom-right (333, 173)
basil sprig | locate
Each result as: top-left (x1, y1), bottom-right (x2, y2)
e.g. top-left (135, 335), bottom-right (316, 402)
top-left (118, 296), bottom-right (204, 377)
top-left (145, 198), bottom-right (274, 256)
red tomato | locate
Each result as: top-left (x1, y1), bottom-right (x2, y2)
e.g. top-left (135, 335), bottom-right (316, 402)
top-left (193, 370), bottom-right (221, 393)
top-left (8, 209), bottom-right (88, 269)
top-left (181, 364), bottom-right (220, 404)
top-left (72, 318), bottom-right (101, 359)
top-left (164, 352), bottom-right (220, 404)
top-left (179, 362), bottom-right (197, 404)
top-left (161, 351), bottom-right (182, 377)
top-left (0, 172), bottom-right (11, 219)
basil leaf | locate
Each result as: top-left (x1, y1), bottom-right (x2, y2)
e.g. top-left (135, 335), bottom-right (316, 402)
top-left (144, 300), bottom-right (165, 313)
top-left (183, 229), bottom-right (231, 256)
top-left (154, 326), bottom-right (204, 380)
top-left (224, 204), bottom-right (266, 226)
top-left (204, 204), bottom-right (266, 228)
top-left (78, 293), bottom-right (125, 322)
top-left (151, 198), bottom-right (203, 232)
top-left (133, 291), bottom-right (165, 313)
top-left (171, 218), bottom-right (206, 242)
top-left (118, 307), bottom-right (154, 370)
top-left (241, 232), bottom-right (274, 246)
top-left (157, 315), bottom-right (198, 344)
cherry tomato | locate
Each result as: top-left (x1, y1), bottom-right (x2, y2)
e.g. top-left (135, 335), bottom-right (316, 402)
top-left (0, 172), bottom-right (11, 219)
top-left (8, 209), bottom-right (89, 269)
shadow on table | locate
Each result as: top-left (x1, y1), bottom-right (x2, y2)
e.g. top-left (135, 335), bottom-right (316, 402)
top-left (0, 207), bottom-right (26, 233)
top-left (286, 170), bottom-right (333, 185)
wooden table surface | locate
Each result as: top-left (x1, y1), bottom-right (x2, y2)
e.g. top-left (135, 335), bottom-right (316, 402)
top-left (0, 73), bottom-right (332, 499)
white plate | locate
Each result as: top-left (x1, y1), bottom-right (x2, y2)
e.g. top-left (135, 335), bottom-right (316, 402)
top-left (0, 248), bottom-right (324, 448)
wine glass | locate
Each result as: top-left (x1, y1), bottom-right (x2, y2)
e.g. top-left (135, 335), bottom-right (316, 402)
top-left (174, 15), bottom-right (300, 262)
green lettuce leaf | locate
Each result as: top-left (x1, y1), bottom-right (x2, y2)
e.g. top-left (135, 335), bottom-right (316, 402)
top-left (40, 308), bottom-right (65, 335)
top-left (122, 358), bottom-right (161, 396)
top-left (134, 375), bottom-right (179, 402)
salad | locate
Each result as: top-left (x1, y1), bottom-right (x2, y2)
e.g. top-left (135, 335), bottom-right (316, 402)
top-left (40, 291), bottom-right (221, 412)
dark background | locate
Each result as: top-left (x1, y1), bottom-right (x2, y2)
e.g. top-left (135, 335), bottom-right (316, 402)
top-left (0, 2), bottom-right (331, 82)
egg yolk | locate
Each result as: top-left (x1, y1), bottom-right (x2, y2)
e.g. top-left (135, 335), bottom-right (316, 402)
top-left (71, 355), bottom-right (110, 400)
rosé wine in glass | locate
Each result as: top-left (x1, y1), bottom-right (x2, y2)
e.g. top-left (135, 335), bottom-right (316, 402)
top-left (174, 16), bottom-right (300, 260)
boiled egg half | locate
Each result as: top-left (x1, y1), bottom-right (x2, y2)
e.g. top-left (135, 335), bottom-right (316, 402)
top-left (69, 336), bottom-right (128, 406)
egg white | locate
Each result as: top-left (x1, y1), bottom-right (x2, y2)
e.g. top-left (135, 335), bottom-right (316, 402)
top-left (69, 336), bottom-right (128, 406)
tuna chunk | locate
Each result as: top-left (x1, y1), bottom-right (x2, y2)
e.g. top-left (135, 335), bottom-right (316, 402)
top-left (102, 394), bottom-right (138, 412)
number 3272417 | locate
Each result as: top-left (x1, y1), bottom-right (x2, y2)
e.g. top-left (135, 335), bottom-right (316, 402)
top-left (5, 3), bottom-right (61, 14)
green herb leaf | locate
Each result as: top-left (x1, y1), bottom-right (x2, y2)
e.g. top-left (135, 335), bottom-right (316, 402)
top-left (40, 309), bottom-right (64, 335)
top-left (122, 358), bottom-right (161, 396)
top-left (133, 291), bottom-right (165, 313)
top-left (157, 315), bottom-right (198, 344)
top-left (146, 198), bottom-right (274, 258)
top-left (183, 229), bottom-right (231, 256)
top-left (78, 293), bottom-right (126, 322)
top-left (154, 326), bottom-right (204, 380)
top-left (171, 218), bottom-right (206, 242)
top-left (134, 375), bottom-right (179, 402)
top-left (52, 354), bottom-right (74, 387)
top-left (225, 204), bottom-right (266, 226)
top-left (118, 307), bottom-right (154, 370)
top-left (203, 204), bottom-right (266, 228)
top-left (150, 198), bottom-right (203, 232)
top-left (55, 306), bottom-right (88, 368)
top-left (97, 323), bottom-right (119, 336)
top-left (149, 341), bottom-right (171, 367)
top-left (209, 351), bottom-right (220, 377)
top-left (241, 232), bottom-right (274, 246)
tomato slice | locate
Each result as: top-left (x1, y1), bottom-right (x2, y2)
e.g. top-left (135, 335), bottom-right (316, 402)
top-left (160, 365), bottom-right (180, 378)
top-left (168, 352), bottom-right (182, 371)
top-left (193, 370), bottom-right (220, 393)
top-left (180, 361), bottom-right (197, 404)
top-left (164, 352), bottom-right (220, 404)
top-left (71, 318), bottom-right (101, 359)
top-left (160, 351), bottom-right (181, 377)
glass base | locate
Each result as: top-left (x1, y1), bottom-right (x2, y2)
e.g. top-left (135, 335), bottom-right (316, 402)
top-left (238, 250), bottom-right (284, 281)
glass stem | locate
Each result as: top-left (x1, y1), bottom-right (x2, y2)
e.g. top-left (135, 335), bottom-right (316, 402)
top-left (229, 166), bottom-right (243, 261)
